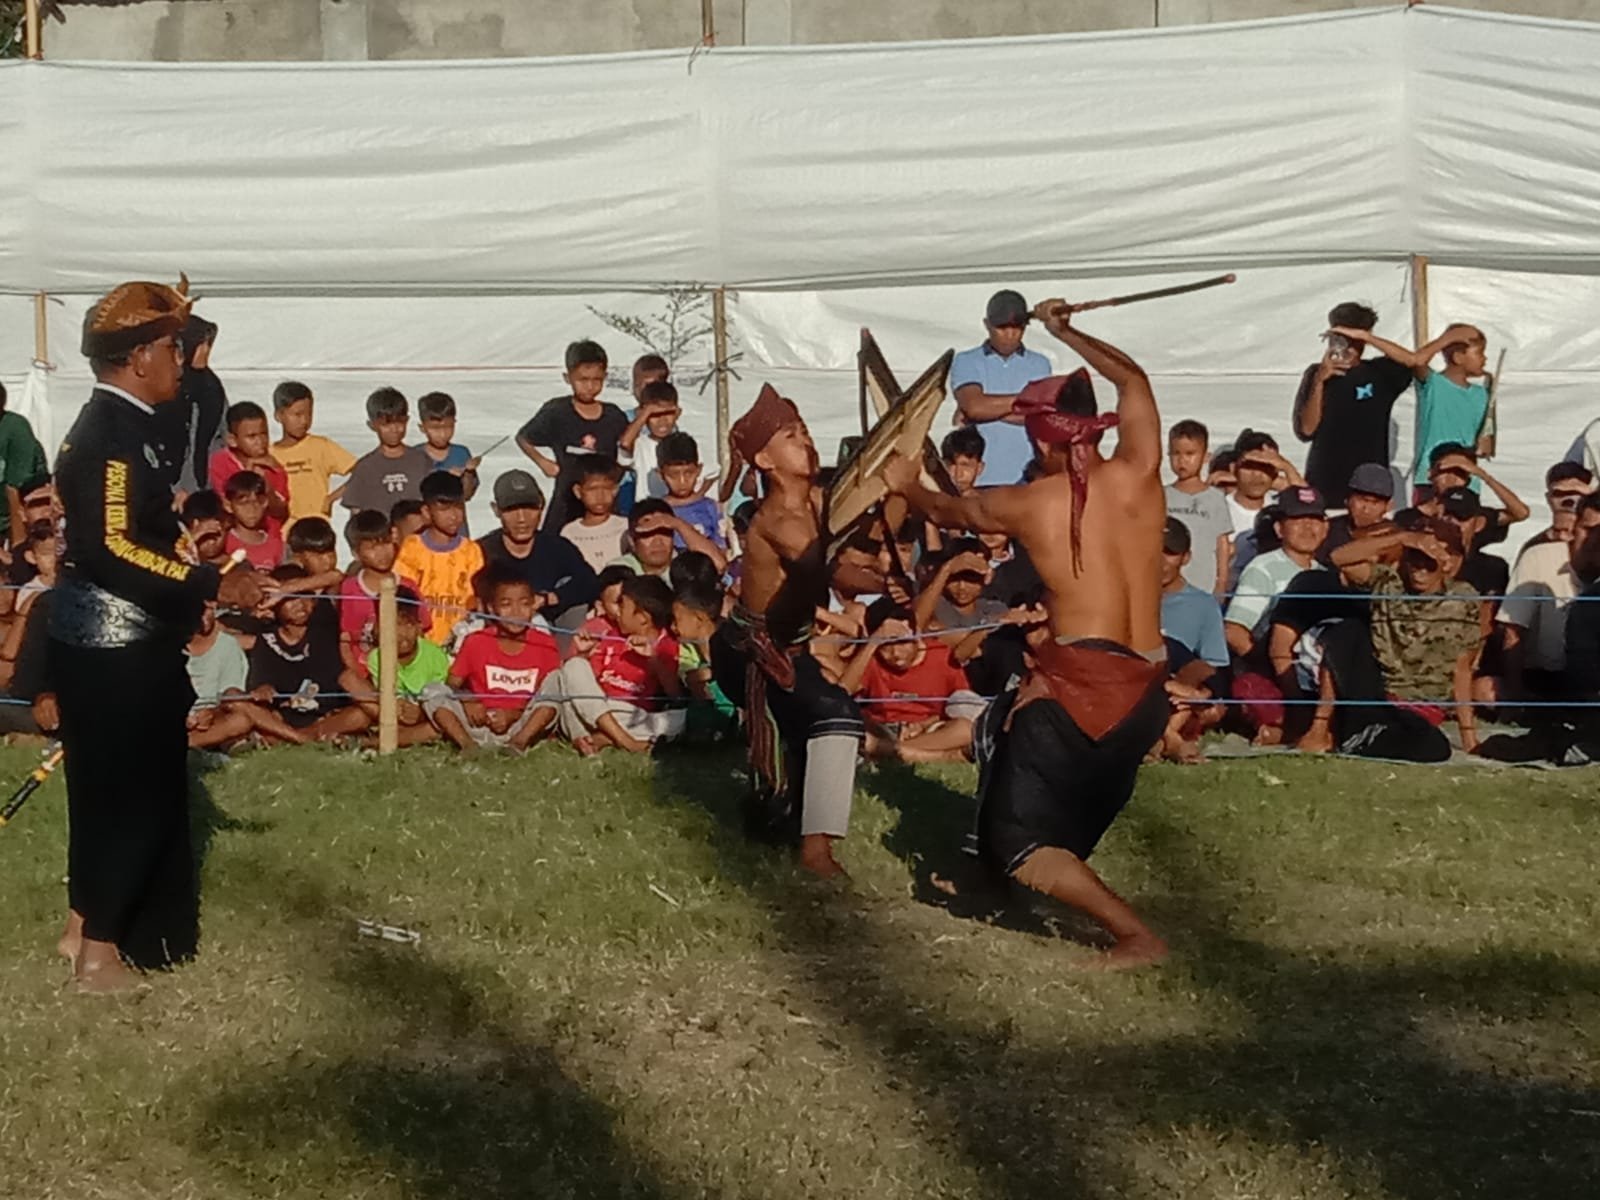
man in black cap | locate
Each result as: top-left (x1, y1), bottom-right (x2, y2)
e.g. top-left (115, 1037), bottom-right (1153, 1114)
top-left (1318, 462), bottom-right (1396, 565)
top-left (1430, 486), bottom-right (1510, 603)
top-left (50, 278), bottom-right (266, 992)
top-left (948, 289), bottom-right (1053, 486)
top-left (475, 469), bottom-right (597, 639)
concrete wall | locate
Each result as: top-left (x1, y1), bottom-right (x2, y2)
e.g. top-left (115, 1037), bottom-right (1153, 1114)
top-left (43, 0), bottom-right (1600, 61)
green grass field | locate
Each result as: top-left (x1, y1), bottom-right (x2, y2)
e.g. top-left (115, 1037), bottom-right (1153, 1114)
top-left (1, 741), bottom-right (1596, 1199)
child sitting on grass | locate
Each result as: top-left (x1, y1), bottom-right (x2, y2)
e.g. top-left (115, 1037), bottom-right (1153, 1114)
top-left (223, 470), bottom-right (286, 572)
top-left (840, 599), bottom-right (985, 763)
top-left (416, 391), bottom-right (480, 500)
top-left (395, 471), bottom-right (486, 649)
top-left (423, 561), bottom-right (562, 751)
top-left (670, 577), bottom-right (737, 742)
top-left (285, 515), bottom-right (344, 595)
top-left (338, 509), bottom-right (426, 677)
top-left (913, 539), bottom-right (1008, 635)
top-left (0, 524), bottom-right (58, 686)
top-left (186, 600), bottom-right (305, 750)
top-left (338, 586), bottom-right (449, 747)
top-left (245, 564), bottom-right (360, 743)
top-left (209, 400), bottom-right (290, 526)
top-left (181, 490), bottom-right (231, 571)
top-left (551, 573), bottom-right (684, 755)
top-left (581, 563), bottom-right (633, 642)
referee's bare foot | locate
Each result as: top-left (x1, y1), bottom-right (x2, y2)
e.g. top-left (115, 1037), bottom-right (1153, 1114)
top-left (799, 833), bottom-right (847, 879)
top-left (57, 909), bottom-right (84, 962)
top-left (1081, 932), bottom-right (1169, 972)
top-left (72, 939), bottom-right (141, 994)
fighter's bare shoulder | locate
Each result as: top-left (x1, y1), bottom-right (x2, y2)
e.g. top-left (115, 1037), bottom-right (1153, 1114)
top-left (749, 497), bottom-right (822, 563)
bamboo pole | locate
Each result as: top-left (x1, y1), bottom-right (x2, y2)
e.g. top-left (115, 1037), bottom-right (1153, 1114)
top-left (24, 0), bottom-right (42, 59)
top-left (377, 574), bottom-right (398, 754)
top-left (1409, 254), bottom-right (1430, 349)
top-left (32, 292), bottom-right (47, 366)
top-left (701, 0), bottom-right (716, 44)
top-left (712, 287), bottom-right (731, 474)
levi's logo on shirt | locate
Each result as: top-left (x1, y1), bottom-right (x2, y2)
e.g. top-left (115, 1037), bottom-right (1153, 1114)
top-left (485, 665), bottom-right (541, 693)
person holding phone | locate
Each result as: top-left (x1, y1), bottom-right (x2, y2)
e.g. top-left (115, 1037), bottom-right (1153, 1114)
top-left (1292, 301), bottom-right (1412, 507)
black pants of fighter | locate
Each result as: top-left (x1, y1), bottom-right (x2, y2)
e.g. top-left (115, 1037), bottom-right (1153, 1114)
top-left (976, 680), bottom-right (1169, 874)
top-left (52, 639), bottom-right (198, 969)
top-left (709, 623), bottom-right (863, 840)
top-left (1317, 619), bottom-right (1451, 763)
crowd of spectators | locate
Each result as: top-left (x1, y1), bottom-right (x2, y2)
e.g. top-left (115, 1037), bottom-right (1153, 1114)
top-left (0, 291), bottom-right (1596, 771)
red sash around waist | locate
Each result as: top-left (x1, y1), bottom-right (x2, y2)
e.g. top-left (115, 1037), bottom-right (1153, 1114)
top-left (1011, 638), bottom-right (1166, 742)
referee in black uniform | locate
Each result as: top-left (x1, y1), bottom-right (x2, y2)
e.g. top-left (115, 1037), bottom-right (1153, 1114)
top-left (49, 278), bottom-right (264, 993)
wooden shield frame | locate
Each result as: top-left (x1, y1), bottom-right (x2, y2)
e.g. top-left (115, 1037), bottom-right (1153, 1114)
top-left (857, 330), bottom-right (959, 495)
top-left (826, 345), bottom-right (954, 552)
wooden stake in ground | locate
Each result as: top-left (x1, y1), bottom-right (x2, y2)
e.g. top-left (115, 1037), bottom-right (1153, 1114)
top-left (712, 287), bottom-right (732, 476)
top-left (377, 575), bottom-right (398, 754)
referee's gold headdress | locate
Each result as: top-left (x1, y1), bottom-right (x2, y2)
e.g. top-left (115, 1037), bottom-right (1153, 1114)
top-left (81, 274), bottom-right (195, 359)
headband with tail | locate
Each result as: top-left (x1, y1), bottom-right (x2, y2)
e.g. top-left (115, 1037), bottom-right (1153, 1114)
top-left (1012, 370), bottom-right (1118, 575)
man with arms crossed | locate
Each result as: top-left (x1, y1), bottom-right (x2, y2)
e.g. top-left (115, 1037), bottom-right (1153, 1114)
top-left (884, 302), bottom-right (1169, 968)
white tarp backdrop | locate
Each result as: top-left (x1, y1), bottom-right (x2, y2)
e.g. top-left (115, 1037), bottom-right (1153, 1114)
top-left (0, 5), bottom-right (1596, 535)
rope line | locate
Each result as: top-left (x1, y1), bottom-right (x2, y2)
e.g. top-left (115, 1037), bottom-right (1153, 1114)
top-left (5, 693), bottom-right (1599, 711)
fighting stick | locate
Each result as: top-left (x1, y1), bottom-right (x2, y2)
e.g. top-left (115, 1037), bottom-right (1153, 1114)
top-left (1033, 273), bottom-right (1237, 319)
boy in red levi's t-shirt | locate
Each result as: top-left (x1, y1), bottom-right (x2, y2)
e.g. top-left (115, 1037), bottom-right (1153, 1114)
top-left (841, 599), bottom-right (987, 763)
top-left (423, 562), bottom-right (562, 752)
top-left (549, 573), bottom-right (686, 755)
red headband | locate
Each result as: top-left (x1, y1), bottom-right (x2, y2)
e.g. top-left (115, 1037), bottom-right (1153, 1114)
top-left (1011, 371), bottom-right (1117, 575)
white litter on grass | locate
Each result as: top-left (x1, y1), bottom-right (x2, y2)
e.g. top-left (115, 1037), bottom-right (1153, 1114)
top-left (355, 919), bottom-right (421, 945)
top-left (648, 883), bottom-right (681, 907)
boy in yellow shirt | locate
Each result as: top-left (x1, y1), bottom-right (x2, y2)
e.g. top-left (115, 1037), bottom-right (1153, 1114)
top-left (395, 471), bottom-right (485, 648)
top-left (273, 381), bottom-right (357, 523)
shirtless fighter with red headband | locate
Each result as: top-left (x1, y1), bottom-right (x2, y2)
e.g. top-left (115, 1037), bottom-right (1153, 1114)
top-left (882, 300), bottom-right (1170, 968)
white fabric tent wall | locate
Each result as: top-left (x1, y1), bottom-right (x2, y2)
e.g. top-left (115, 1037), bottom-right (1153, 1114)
top-left (2, 5), bottom-right (1599, 540)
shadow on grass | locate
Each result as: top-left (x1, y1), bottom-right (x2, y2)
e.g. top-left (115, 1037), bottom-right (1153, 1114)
top-left (650, 747), bottom-right (1600, 1200)
top-left (191, 856), bottom-right (668, 1199)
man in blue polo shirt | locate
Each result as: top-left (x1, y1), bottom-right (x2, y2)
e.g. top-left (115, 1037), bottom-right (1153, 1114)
top-left (949, 290), bottom-right (1053, 486)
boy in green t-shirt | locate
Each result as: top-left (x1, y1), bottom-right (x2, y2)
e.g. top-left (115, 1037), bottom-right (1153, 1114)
top-left (338, 586), bottom-right (449, 746)
top-left (671, 580), bottom-right (737, 742)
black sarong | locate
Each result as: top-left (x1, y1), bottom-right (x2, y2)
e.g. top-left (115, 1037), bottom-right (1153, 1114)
top-left (975, 641), bottom-right (1167, 872)
top-left (54, 639), bottom-right (198, 969)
